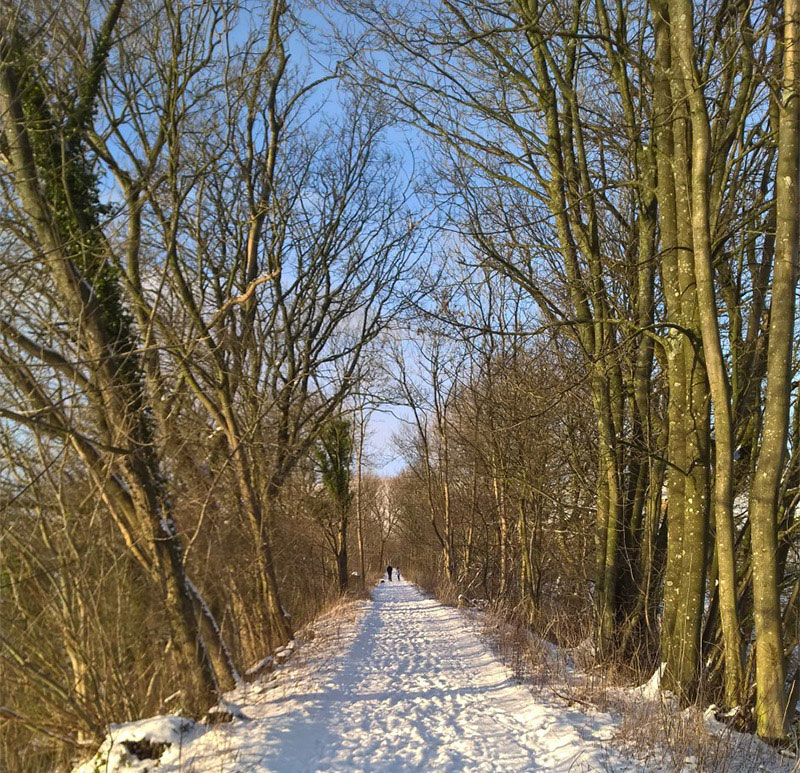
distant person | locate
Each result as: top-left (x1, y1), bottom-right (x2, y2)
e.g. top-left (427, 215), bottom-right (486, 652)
top-left (396, 569), bottom-right (401, 582)
top-left (387, 565), bottom-right (393, 581)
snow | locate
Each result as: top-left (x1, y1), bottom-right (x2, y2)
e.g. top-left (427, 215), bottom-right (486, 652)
top-left (634, 663), bottom-right (667, 701)
top-left (73, 582), bottom-right (797, 773)
top-left (698, 706), bottom-right (797, 772)
top-left (75, 582), bottom-right (642, 772)
top-left (73, 715), bottom-right (197, 773)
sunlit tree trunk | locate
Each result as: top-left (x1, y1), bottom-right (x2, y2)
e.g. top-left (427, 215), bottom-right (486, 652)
top-left (747, 0), bottom-right (800, 740)
top-left (669, 0), bottom-right (744, 707)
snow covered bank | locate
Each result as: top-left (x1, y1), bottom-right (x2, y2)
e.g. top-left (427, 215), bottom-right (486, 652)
top-left (72, 597), bottom-right (370, 773)
top-left (73, 716), bottom-right (196, 773)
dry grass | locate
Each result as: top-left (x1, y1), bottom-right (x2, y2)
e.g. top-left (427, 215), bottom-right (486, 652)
top-left (455, 601), bottom-right (799, 773)
top-left (294, 586), bottom-right (372, 650)
top-left (405, 567), bottom-right (454, 602)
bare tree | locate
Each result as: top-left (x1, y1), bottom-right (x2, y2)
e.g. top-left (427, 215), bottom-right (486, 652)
top-left (0, 1), bottom-right (236, 701)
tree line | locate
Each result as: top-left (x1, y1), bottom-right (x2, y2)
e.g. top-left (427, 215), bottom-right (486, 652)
top-left (345, 0), bottom-right (800, 743)
top-left (0, 1), bottom-right (416, 768)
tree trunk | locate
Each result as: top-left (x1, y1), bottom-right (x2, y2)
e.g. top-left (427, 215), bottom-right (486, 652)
top-left (747, 0), bottom-right (800, 740)
top-left (356, 407), bottom-right (367, 589)
top-left (669, 0), bottom-right (744, 707)
top-left (651, 0), bottom-right (684, 675)
top-left (492, 460), bottom-right (509, 597)
top-left (594, 373), bottom-right (621, 658)
top-left (337, 506), bottom-right (349, 593)
top-left (660, 55), bottom-right (710, 701)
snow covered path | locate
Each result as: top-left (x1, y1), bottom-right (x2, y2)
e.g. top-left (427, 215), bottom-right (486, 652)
top-left (250, 580), bottom-right (631, 772)
top-left (81, 581), bottom-right (641, 772)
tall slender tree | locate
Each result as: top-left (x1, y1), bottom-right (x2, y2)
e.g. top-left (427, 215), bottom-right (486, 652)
top-left (316, 418), bottom-right (355, 591)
